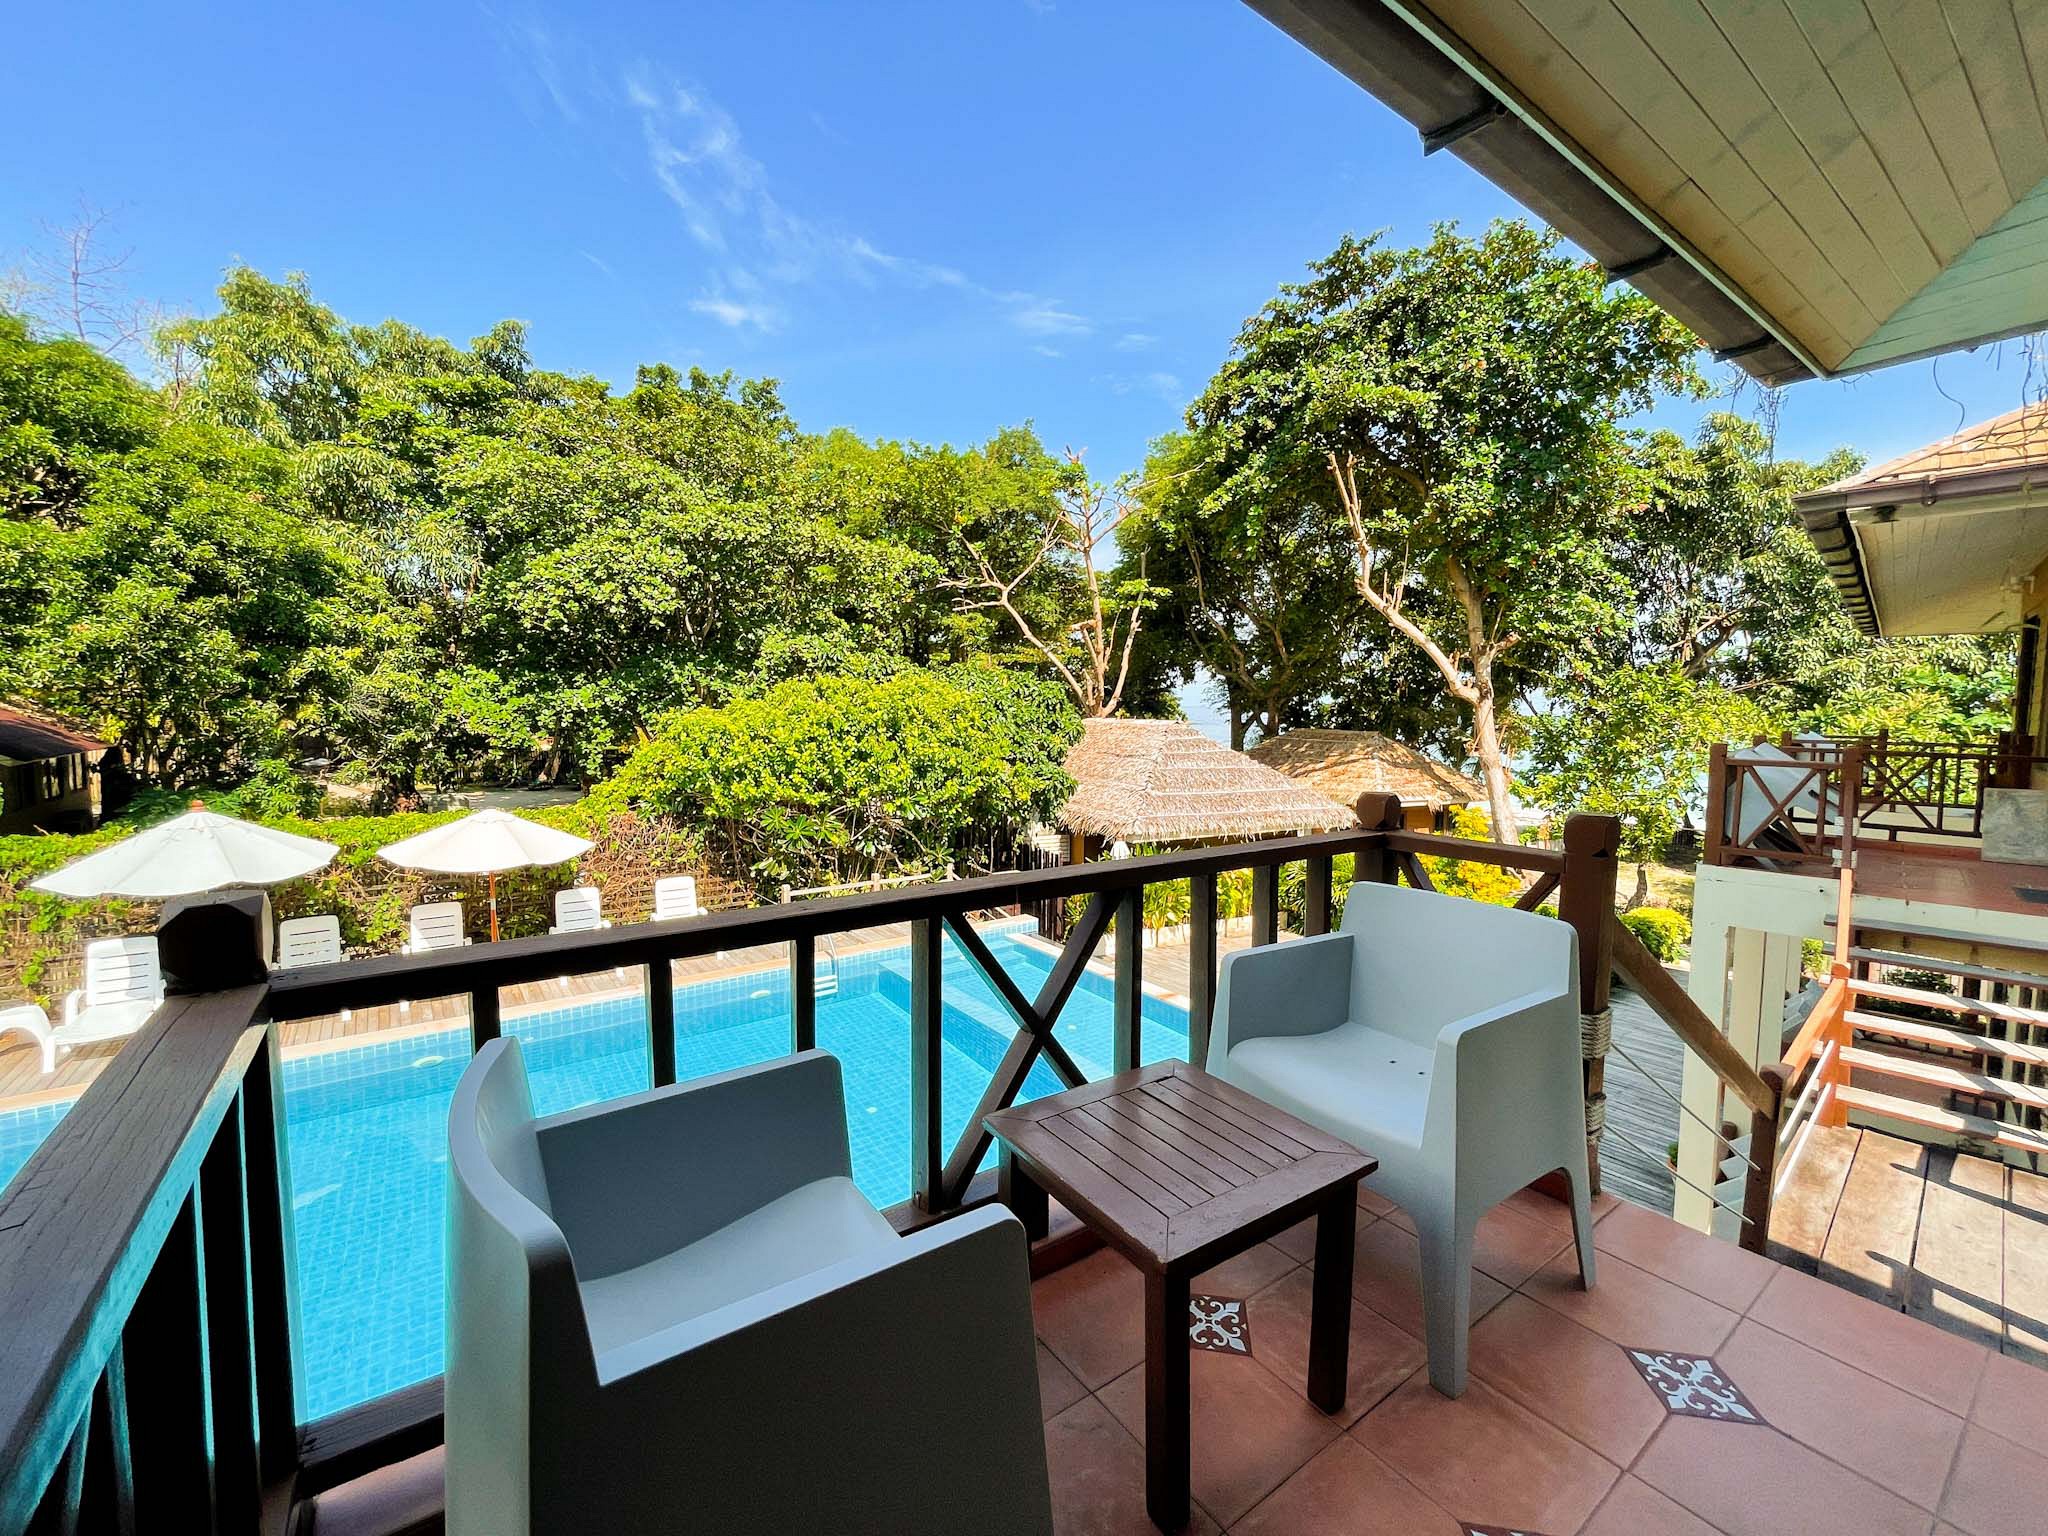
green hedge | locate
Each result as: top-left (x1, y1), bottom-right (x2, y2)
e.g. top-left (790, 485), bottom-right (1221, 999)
top-left (1619, 905), bottom-right (1691, 962)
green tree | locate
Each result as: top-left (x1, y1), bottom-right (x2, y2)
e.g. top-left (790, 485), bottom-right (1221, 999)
top-left (1191, 221), bottom-right (1701, 837)
top-left (588, 666), bottom-right (1080, 893)
top-left (1524, 666), bottom-right (1771, 907)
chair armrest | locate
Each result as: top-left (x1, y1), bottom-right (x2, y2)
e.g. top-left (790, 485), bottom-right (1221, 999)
top-left (1427, 988), bottom-right (1582, 1197)
top-left (534, 1050), bottom-right (855, 1278)
top-left (1209, 932), bottom-right (1353, 1068)
top-left (581, 1208), bottom-right (1051, 1535)
top-left (61, 990), bottom-right (83, 1029)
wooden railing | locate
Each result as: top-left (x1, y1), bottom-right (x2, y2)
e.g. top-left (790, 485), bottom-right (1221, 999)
top-left (0, 987), bottom-right (294, 1534)
top-left (1707, 731), bottom-right (2044, 866)
top-left (0, 794), bottom-right (1812, 1526)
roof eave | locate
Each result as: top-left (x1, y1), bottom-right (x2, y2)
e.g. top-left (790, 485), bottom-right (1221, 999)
top-left (1241, 0), bottom-right (1821, 384)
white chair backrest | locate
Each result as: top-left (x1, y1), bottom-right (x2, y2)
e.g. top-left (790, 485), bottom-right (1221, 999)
top-left (554, 887), bottom-right (604, 932)
top-left (84, 937), bottom-right (163, 1007)
top-left (652, 875), bottom-right (702, 921)
top-left (1339, 881), bottom-right (1573, 1045)
top-left (409, 901), bottom-right (467, 952)
top-left (277, 914), bottom-right (343, 968)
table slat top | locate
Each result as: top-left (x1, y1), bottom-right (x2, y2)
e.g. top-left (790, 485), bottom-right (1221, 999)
top-left (985, 1061), bottom-right (1375, 1271)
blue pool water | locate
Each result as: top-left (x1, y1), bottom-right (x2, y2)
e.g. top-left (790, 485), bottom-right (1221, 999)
top-left (0, 924), bottom-right (1190, 1421)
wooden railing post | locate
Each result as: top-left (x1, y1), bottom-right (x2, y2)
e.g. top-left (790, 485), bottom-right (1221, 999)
top-left (1838, 743), bottom-right (1863, 869)
top-left (909, 918), bottom-right (944, 1211)
top-left (1187, 873), bottom-right (1217, 1069)
top-left (239, 1033), bottom-right (299, 1480)
top-left (1353, 793), bottom-right (1404, 886)
top-left (1739, 1069), bottom-right (1785, 1256)
top-left (470, 986), bottom-right (500, 1052)
top-left (1560, 814), bottom-right (1622, 1192)
top-left (647, 961), bottom-right (676, 1087)
top-left (1251, 863), bottom-right (1279, 947)
top-left (789, 933), bottom-right (817, 1053)
top-left (1303, 855), bottom-right (1333, 937)
top-left (1113, 887), bottom-right (1143, 1074)
top-left (1704, 741), bottom-right (1729, 867)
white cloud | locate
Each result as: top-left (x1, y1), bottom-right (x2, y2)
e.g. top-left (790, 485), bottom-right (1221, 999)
top-left (690, 295), bottom-right (779, 331)
top-left (1032, 344), bottom-right (1063, 358)
top-left (1010, 298), bottom-right (1093, 337)
top-left (1147, 371), bottom-right (1183, 399)
top-left (1115, 331), bottom-right (1157, 351)
top-left (579, 249), bottom-right (615, 278)
top-left (483, 4), bottom-right (583, 123)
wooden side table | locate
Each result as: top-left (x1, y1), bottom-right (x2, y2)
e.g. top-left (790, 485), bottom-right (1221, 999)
top-left (985, 1061), bottom-right (1376, 1531)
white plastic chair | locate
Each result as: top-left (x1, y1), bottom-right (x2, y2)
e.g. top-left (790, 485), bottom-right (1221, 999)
top-left (0, 1003), bottom-right (55, 1075)
top-left (276, 914), bottom-right (344, 968)
top-left (445, 1041), bottom-right (1053, 1536)
top-left (276, 915), bottom-right (349, 1020)
top-left (402, 901), bottom-right (470, 955)
top-left (651, 875), bottom-right (706, 921)
top-left (54, 937), bottom-right (166, 1065)
top-left (1210, 881), bottom-right (1594, 1397)
top-left (550, 887), bottom-right (611, 935)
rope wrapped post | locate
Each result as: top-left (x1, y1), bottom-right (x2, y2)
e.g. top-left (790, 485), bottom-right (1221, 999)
top-left (1559, 813), bottom-right (1622, 1194)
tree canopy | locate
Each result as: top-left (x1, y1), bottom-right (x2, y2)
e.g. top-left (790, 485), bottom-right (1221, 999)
top-left (1185, 222), bottom-right (1704, 835)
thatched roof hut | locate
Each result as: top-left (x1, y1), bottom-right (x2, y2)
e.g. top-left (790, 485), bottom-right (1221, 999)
top-left (1058, 718), bottom-right (1353, 845)
top-left (1248, 729), bottom-right (1481, 818)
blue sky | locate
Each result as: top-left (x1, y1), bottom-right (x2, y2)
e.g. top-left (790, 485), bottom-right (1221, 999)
top-left (7, 0), bottom-right (2044, 484)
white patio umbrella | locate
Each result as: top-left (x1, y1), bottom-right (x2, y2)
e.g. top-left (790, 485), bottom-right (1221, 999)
top-left (30, 807), bottom-right (338, 899)
top-left (376, 808), bottom-right (593, 941)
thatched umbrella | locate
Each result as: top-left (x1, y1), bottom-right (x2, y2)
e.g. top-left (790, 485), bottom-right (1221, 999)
top-left (1247, 728), bottom-right (1482, 822)
top-left (1058, 719), bottom-right (1352, 846)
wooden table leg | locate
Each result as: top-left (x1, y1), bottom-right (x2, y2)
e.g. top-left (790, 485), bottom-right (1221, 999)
top-left (1307, 1188), bottom-right (1357, 1413)
top-left (1145, 1267), bottom-right (1191, 1531)
top-left (998, 1144), bottom-right (1048, 1242)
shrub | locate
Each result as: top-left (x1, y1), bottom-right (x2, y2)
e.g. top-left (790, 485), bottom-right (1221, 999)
top-left (1620, 905), bottom-right (1690, 962)
top-left (591, 666), bottom-right (1079, 897)
top-left (1415, 807), bottom-right (1526, 906)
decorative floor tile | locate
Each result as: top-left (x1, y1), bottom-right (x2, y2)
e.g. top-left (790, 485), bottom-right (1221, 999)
top-left (1464, 1526), bottom-right (1562, 1536)
top-left (1625, 1348), bottom-right (1765, 1425)
top-left (1190, 1294), bottom-right (1252, 1355)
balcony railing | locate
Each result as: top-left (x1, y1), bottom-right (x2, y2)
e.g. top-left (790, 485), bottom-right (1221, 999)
top-left (0, 794), bottom-right (1787, 1531)
top-left (1705, 730), bottom-right (2043, 868)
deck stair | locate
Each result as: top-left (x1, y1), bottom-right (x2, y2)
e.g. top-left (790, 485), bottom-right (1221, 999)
top-left (1831, 922), bottom-right (2048, 1155)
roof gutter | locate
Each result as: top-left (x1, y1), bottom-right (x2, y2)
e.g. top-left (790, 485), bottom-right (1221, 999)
top-left (1794, 503), bottom-right (1880, 639)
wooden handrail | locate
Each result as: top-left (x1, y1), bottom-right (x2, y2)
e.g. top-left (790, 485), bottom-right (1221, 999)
top-left (1380, 829), bottom-right (1565, 874)
top-left (264, 828), bottom-right (1390, 1020)
top-left (1606, 912), bottom-right (1776, 1119)
top-left (1779, 970), bottom-right (1849, 1083)
top-left (0, 987), bottom-right (285, 1530)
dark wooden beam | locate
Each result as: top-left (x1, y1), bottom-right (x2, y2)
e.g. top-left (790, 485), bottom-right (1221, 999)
top-left (908, 918), bottom-right (945, 1211)
top-left (1187, 873), bottom-right (1218, 1069)
top-left (1114, 888), bottom-right (1143, 1074)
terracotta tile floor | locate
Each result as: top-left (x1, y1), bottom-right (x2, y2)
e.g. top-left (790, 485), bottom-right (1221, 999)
top-left (1033, 1184), bottom-right (2044, 1534)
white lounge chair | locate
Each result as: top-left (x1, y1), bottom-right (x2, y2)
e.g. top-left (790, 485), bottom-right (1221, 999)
top-left (276, 914), bottom-right (344, 968)
top-left (651, 875), bottom-right (706, 921)
top-left (53, 937), bottom-right (166, 1068)
top-left (445, 1041), bottom-right (1053, 1535)
top-left (403, 901), bottom-right (471, 955)
top-left (1210, 881), bottom-right (1594, 1398)
top-left (549, 887), bottom-right (611, 935)
top-left (0, 1003), bottom-right (54, 1075)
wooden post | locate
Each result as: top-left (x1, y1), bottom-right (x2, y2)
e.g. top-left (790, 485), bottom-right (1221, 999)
top-left (238, 1035), bottom-right (299, 1480)
top-left (909, 918), bottom-right (944, 1211)
top-left (1704, 741), bottom-right (1729, 866)
top-left (1304, 855), bottom-right (1333, 937)
top-left (647, 960), bottom-right (676, 1087)
top-left (1187, 872), bottom-right (1217, 1069)
top-left (1252, 863), bottom-right (1279, 947)
top-left (789, 933), bottom-right (817, 1053)
top-left (1739, 1069), bottom-right (1784, 1256)
top-left (123, 1194), bottom-right (211, 1518)
top-left (198, 1100), bottom-right (260, 1530)
top-left (470, 986), bottom-right (500, 1052)
top-left (1113, 888), bottom-right (1143, 1074)
top-left (1559, 814), bottom-right (1622, 1194)
top-left (1353, 793), bottom-right (1404, 885)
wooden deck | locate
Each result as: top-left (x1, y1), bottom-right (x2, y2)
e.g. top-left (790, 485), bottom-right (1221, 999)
top-left (1856, 841), bottom-right (2048, 920)
top-left (1770, 1125), bottom-right (2048, 1364)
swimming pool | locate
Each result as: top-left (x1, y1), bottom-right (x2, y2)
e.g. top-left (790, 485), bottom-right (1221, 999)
top-left (0, 922), bottom-right (1191, 1420)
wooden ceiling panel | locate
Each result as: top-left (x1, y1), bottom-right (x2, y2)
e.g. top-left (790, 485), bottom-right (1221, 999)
top-left (1947, 5), bottom-right (2048, 204)
top-left (1864, 0), bottom-right (2016, 229)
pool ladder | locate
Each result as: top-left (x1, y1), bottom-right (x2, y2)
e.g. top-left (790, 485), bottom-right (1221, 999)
top-left (815, 936), bottom-right (841, 998)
